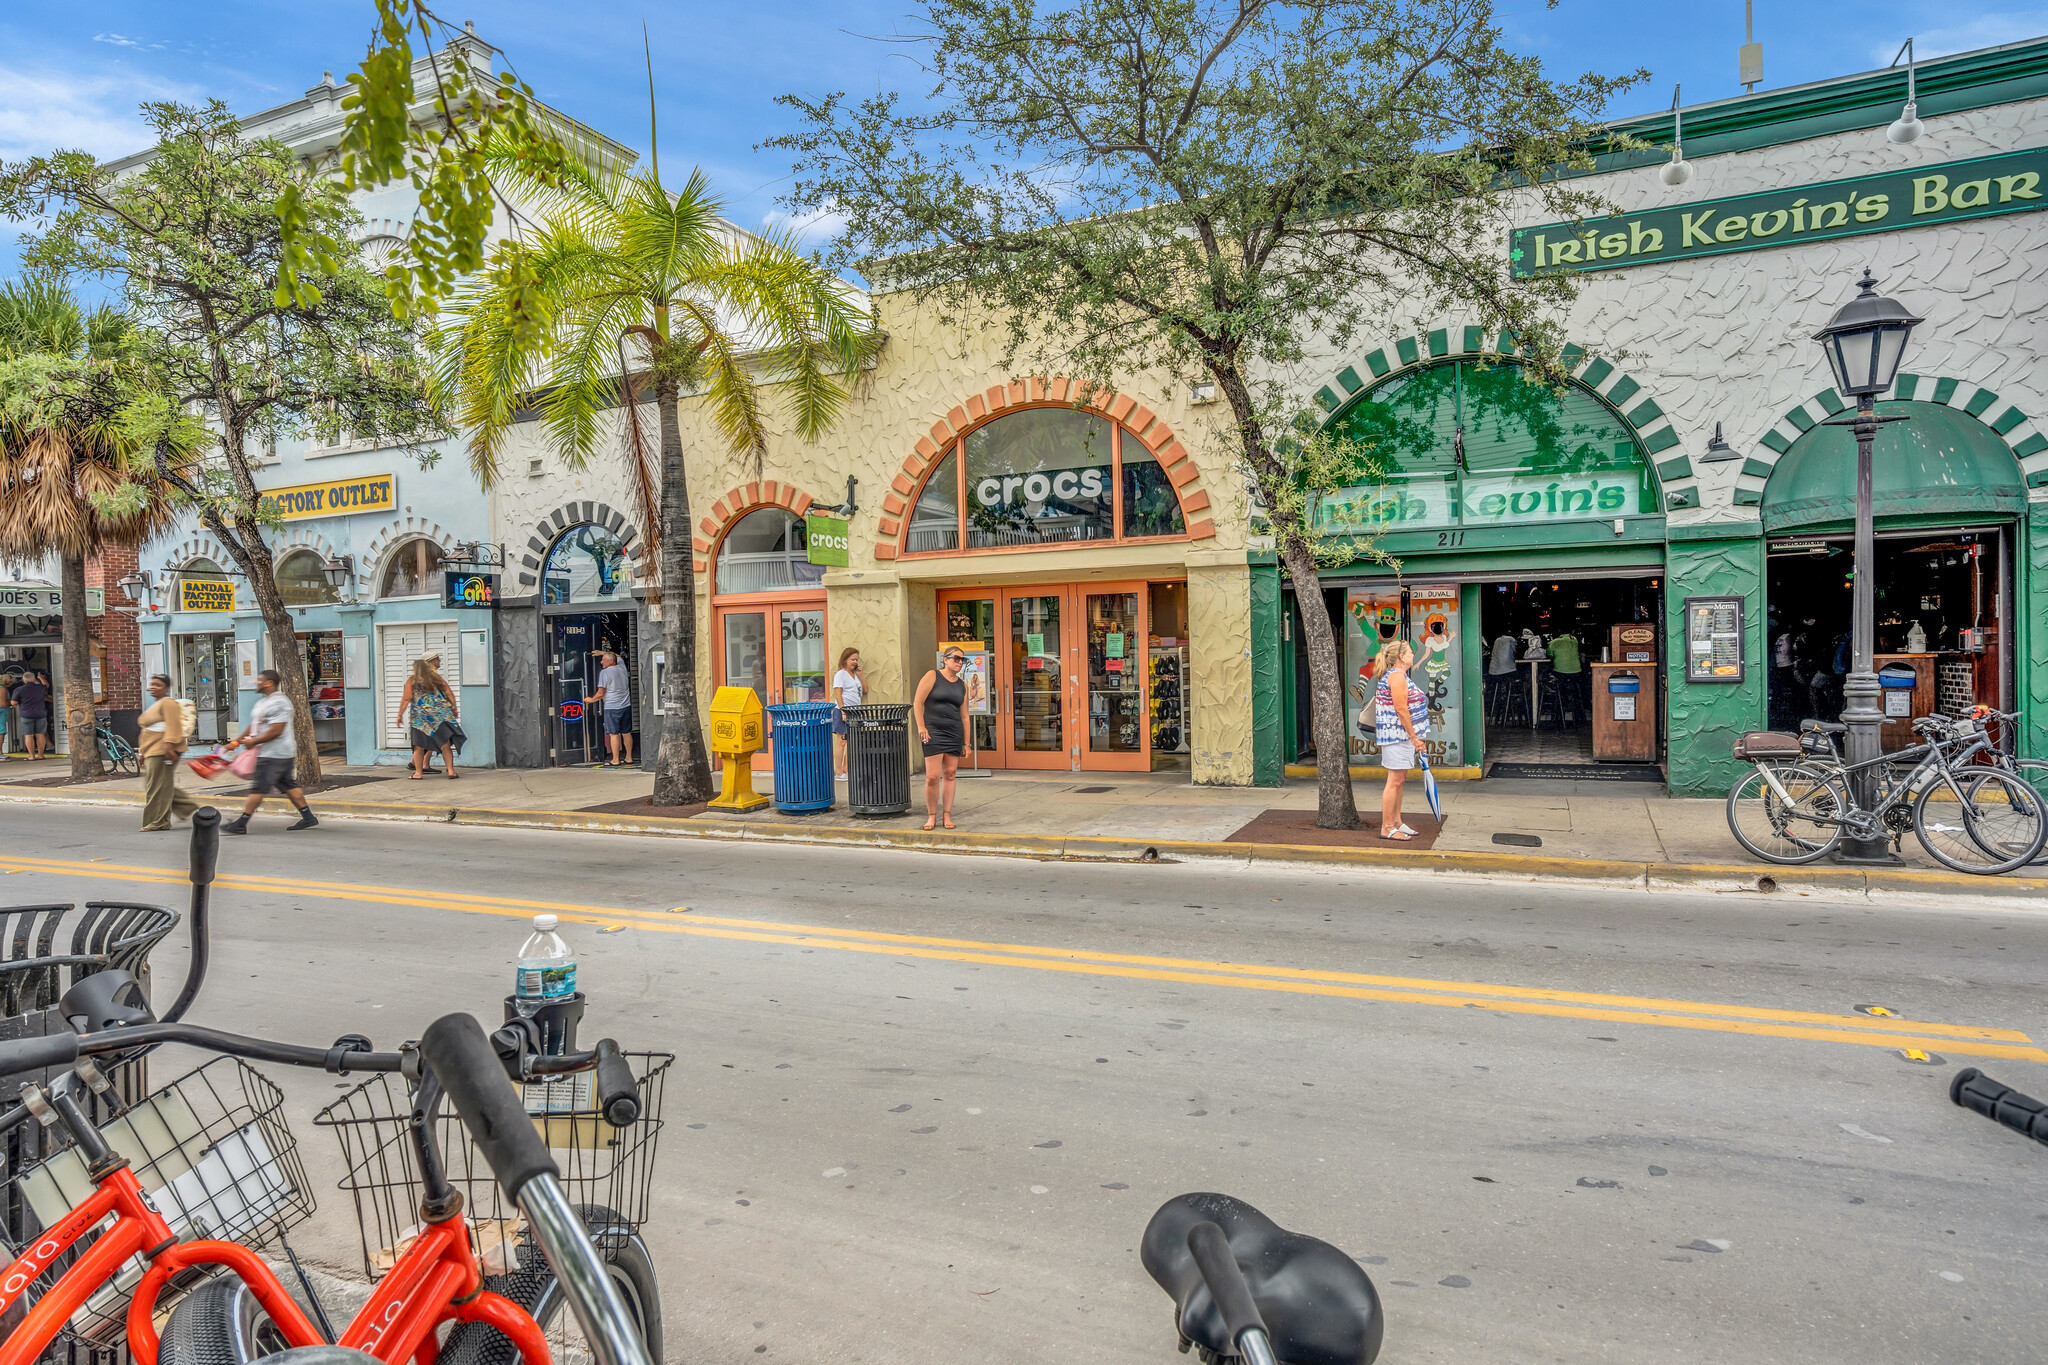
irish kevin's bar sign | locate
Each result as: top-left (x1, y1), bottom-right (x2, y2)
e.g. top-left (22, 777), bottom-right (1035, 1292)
top-left (1510, 146), bottom-right (2048, 278)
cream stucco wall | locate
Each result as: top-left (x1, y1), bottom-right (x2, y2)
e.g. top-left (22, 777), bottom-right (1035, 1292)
top-left (500, 287), bottom-right (1260, 778)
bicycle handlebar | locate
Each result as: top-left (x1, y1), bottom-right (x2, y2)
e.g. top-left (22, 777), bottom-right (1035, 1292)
top-left (1951, 1067), bottom-right (2048, 1148)
top-left (0, 1032), bottom-right (81, 1077)
top-left (420, 1013), bottom-right (559, 1204)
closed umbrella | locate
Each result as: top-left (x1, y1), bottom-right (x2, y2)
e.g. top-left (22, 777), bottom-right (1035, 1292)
top-left (1415, 751), bottom-right (1443, 822)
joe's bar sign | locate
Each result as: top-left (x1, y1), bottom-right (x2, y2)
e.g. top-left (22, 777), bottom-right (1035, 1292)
top-left (1511, 146), bottom-right (2048, 278)
top-left (257, 473), bottom-right (396, 522)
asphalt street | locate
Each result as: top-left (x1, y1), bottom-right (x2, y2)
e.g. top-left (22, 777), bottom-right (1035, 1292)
top-left (4, 804), bottom-right (2047, 1364)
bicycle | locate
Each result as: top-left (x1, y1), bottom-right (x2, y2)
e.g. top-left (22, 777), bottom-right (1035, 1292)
top-left (1726, 713), bottom-right (2047, 874)
top-left (0, 812), bottom-right (663, 1365)
top-left (94, 721), bottom-right (139, 776)
top-left (1, 1015), bottom-right (657, 1365)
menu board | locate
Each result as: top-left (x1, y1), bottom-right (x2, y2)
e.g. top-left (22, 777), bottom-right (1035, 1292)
top-left (1683, 595), bottom-right (1745, 683)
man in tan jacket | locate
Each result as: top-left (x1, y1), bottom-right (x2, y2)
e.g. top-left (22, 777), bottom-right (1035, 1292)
top-left (138, 673), bottom-right (202, 831)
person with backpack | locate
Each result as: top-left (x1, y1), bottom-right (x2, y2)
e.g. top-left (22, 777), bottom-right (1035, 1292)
top-left (138, 673), bottom-right (202, 831)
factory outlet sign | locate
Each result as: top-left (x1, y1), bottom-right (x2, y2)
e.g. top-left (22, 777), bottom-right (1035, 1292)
top-left (255, 473), bottom-right (396, 522)
top-left (1510, 145), bottom-right (2048, 277)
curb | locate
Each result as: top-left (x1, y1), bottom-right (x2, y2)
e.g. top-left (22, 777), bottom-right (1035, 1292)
top-left (7, 785), bottom-right (2046, 905)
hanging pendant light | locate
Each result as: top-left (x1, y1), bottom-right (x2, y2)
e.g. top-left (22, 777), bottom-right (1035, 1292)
top-left (1888, 39), bottom-right (1923, 144)
top-left (1660, 84), bottom-right (1693, 186)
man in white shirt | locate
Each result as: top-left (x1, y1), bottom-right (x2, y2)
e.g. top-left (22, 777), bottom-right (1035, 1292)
top-left (583, 648), bottom-right (635, 768)
top-left (223, 669), bottom-right (317, 832)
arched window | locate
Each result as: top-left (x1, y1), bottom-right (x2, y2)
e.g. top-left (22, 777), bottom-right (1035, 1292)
top-left (379, 539), bottom-right (445, 598)
top-left (904, 407), bottom-right (1187, 555)
top-left (716, 508), bottom-right (823, 594)
top-left (179, 558), bottom-right (226, 592)
top-left (543, 523), bottom-right (631, 604)
top-left (276, 550), bottom-right (337, 606)
top-left (1318, 359), bottom-right (1656, 533)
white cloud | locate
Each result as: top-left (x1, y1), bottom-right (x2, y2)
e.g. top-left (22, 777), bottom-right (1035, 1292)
top-left (0, 63), bottom-right (191, 162)
top-left (761, 202), bottom-right (850, 250)
top-left (1874, 12), bottom-right (2048, 63)
top-left (92, 33), bottom-right (141, 48)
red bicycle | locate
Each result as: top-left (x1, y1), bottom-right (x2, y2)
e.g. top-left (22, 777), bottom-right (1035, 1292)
top-left (0, 812), bottom-right (659, 1365)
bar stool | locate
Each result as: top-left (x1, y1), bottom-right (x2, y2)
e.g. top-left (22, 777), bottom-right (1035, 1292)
top-left (1498, 676), bottom-right (1531, 728)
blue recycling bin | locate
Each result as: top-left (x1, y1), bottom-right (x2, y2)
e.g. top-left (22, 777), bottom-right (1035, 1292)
top-left (768, 702), bottom-right (837, 813)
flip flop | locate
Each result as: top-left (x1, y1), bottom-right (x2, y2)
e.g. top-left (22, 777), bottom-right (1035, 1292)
top-left (1381, 829), bottom-right (1416, 841)
top-left (922, 819), bottom-right (937, 831)
top-left (943, 817), bottom-right (956, 829)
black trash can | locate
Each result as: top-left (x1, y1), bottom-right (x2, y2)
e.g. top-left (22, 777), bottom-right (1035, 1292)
top-left (845, 703), bottom-right (912, 817)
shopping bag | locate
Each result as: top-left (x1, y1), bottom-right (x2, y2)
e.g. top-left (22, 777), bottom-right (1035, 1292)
top-left (186, 751), bottom-right (229, 780)
top-left (229, 747), bottom-right (259, 778)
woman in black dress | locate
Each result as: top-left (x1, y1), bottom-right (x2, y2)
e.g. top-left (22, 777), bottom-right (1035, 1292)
top-left (913, 646), bottom-right (969, 830)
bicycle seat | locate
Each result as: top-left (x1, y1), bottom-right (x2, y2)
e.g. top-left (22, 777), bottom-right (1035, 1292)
top-left (1143, 1192), bottom-right (1383, 1365)
top-left (1800, 720), bottom-right (1847, 735)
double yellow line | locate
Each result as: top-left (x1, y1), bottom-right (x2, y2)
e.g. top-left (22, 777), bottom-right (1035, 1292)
top-left (6, 852), bottom-right (2044, 1063)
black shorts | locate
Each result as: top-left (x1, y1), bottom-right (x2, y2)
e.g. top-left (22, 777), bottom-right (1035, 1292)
top-left (602, 706), bottom-right (634, 736)
top-left (252, 756), bottom-right (300, 795)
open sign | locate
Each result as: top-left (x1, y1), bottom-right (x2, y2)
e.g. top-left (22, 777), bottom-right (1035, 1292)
top-left (559, 701), bottom-right (585, 720)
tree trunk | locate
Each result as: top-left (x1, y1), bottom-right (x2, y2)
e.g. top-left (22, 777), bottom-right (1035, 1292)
top-left (650, 374), bottom-right (715, 805)
top-left (59, 551), bottom-right (104, 781)
top-left (1281, 533), bottom-right (1361, 829)
top-left (1216, 365), bottom-right (1360, 829)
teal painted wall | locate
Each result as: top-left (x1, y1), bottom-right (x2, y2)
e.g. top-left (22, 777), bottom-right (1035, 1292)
top-left (1664, 531), bottom-right (1767, 796)
top-left (2026, 510), bottom-right (2048, 762)
top-left (1250, 563), bottom-right (1284, 786)
top-left (1460, 584), bottom-right (1485, 768)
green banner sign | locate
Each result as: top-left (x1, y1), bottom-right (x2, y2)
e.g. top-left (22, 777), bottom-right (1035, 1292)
top-left (1510, 146), bottom-right (2048, 278)
top-left (805, 513), bottom-right (849, 567)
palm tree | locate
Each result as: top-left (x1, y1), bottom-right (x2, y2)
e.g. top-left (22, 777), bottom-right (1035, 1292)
top-left (0, 278), bottom-right (189, 779)
top-left (434, 130), bottom-right (881, 805)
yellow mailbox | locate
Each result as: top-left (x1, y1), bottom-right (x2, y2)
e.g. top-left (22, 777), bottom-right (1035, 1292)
top-left (707, 686), bottom-right (770, 811)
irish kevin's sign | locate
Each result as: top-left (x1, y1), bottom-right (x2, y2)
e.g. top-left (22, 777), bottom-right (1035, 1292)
top-left (1511, 146), bottom-right (2048, 278)
top-left (256, 473), bottom-right (396, 522)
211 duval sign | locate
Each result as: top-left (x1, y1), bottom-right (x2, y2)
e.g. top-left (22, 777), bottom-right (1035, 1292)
top-left (1510, 145), bottom-right (2047, 277)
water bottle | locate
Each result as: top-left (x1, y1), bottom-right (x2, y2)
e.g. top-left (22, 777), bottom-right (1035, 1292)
top-left (514, 913), bottom-right (577, 1016)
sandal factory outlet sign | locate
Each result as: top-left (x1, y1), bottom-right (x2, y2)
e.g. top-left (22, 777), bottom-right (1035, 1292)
top-left (1510, 146), bottom-right (2048, 277)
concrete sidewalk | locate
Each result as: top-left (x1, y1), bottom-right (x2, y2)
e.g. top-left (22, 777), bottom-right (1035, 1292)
top-left (5, 751), bottom-right (2043, 903)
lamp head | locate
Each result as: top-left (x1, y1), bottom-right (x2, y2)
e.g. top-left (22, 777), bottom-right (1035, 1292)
top-left (1813, 268), bottom-right (1922, 399)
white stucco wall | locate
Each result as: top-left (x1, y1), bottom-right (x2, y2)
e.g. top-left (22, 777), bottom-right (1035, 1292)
top-left (1283, 95), bottom-right (2048, 519)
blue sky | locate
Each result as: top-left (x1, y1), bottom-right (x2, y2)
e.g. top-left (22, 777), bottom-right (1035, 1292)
top-left (3, 0), bottom-right (2044, 273)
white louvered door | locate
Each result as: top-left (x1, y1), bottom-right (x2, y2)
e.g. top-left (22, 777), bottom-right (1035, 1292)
top-left (377, 621), bottom-right (463, 748)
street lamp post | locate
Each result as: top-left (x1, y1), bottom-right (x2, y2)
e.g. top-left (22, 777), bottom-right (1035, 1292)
top-left (1812, 268), bottom-right (1922, 863)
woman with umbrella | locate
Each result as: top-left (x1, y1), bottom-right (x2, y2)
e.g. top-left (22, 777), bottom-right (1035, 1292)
top-left (1372, 640), bottom-right (1431, 841)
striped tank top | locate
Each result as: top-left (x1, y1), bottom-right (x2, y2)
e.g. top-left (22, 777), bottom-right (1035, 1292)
top-left (1374, 668), bottom-right (1430, 746)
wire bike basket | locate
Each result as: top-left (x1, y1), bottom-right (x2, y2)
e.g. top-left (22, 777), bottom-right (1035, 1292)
top-left (315, 1051), bottom-right (672, 1281)
top-left (2, 1056), bottom-right (314, 1345)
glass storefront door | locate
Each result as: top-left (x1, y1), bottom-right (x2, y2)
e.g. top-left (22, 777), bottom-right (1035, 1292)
top-left (715, 598), bottom-right (828, 768)
top-left (938, 581), bottom-right (1179, 772)
top-left (174, 634), bottom-right (234, 743)
top-left (1006, 594), bottom-right (1068, 769)
top-left (1083, 589), bottom-right (1147, 769)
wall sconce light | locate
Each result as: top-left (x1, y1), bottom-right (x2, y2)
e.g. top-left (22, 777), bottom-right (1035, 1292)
top-left (1888, 39), bottom-right (1923, 144)
top-left (1701, 422), bottom-right (1740, 462)
top-left (1660, 84), bottom-right (1694, 187)
top-left (322, 554), bottom-right (357, 602)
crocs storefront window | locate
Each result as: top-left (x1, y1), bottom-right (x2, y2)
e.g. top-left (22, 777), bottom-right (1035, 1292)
top-left (543, 524), bottom-right (632, 604)
top-left (276, 550), bottom-right (338, 606)
top-left (905, 406), bottom-right (1187, 555)
top-left (716, 508), bottom-right (824, 594)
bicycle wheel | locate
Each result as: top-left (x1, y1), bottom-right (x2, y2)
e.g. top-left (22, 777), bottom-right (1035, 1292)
top-left (1916, 770), bottom-right (2048, 875)
top-left (437, 1204), bottom-right (663, 1365)
top-left (1727, 763), bottom-right (1844, 864)
top-left (159, 1276), bottom-right (297, 1365)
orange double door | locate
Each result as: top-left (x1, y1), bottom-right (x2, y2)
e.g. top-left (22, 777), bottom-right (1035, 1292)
top-left (938, 581), bottom-right (1160, 772)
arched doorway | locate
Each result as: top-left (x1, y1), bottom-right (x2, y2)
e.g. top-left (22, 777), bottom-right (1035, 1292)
top-left (711, 506), bottom-right (828, 770)
top-left (1761, 399), bottom-right (2024, 744)
top-left (1310, 356), bottom-right (1666, 772)
top-left (540, 522), bottom-right (639, 766)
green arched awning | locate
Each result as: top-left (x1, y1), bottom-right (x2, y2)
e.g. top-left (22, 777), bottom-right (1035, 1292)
top-left (1763, 400), bottom-right (2025, 532)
